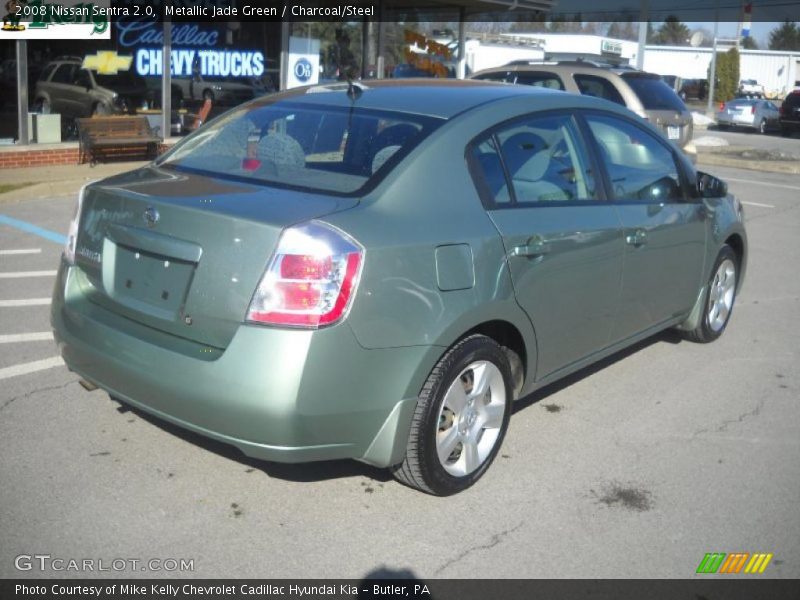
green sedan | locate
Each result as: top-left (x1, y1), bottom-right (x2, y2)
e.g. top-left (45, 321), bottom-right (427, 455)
top-left (51, 80), bottom-right (747, 495)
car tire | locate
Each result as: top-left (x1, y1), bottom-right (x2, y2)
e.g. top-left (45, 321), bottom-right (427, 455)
top-left (759, 119), bottom-right (767, 134)
top-left (683, 245), bottom-right (738, 344)
top-left (717, 124), bottom-right (728, 131)
top-left (391, 334), bottom-right (513, 496)
top-left (92, 103), bottom-right (110, 116)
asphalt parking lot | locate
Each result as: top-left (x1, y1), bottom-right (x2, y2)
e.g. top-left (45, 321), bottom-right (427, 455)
top-left (1, 164), bottom-right (798, 580)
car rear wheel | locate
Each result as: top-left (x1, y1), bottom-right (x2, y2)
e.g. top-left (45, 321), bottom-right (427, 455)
top-left (391, 334), bottom-right (512, 495)
top-left (683, 245), bottom-right (738, 343)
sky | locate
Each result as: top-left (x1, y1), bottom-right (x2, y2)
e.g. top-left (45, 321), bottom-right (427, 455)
top-left (686, 21), bottom-right (781, 47)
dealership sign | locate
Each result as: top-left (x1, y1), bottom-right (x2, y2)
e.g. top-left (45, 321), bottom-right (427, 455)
top-left (115, 21), bottom-right (219, 48)
top-left (135, 48), bottom-right (265, 78)
top-left (287, 36), bottom-right (319, 89)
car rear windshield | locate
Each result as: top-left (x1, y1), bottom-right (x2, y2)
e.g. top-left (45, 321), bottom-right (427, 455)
top-left (623, 75), bottom-right (687, 111)
top-left (157, 101), bottom-right (442, 195)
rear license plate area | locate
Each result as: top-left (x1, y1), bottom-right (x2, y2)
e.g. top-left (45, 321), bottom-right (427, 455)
top-left (112, 244), bottom-right (195, 317)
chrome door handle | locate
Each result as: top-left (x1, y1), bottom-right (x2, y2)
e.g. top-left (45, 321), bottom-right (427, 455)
top-left (513, 236), bottom-right (550, 258)
top-left (625, 229), bottom-right (648, 247)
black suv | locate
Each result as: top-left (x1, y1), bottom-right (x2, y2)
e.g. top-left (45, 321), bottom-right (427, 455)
top-left (779, 91), bottom-right (800, 137)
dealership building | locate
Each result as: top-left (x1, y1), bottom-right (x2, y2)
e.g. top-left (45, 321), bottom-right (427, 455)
top-left (1, 0), bottom-right (798, 168)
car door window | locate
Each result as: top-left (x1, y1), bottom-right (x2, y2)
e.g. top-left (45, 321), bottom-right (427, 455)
top-left (73, 69), bottom-right (92, 88)
top-left (573, 74), bottom-right (625, 106)
top-left (585, 113), bottom-right (683, 202)
top-left (470, 114), bottom-right (598, 207)
top-left (496, 114), bottom-right (598, 204)
top-left (50, 64), bottom-right (75, 84)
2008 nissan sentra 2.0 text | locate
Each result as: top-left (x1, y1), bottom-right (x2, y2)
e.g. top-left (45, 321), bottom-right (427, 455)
top-left (51, 80), bottom-right (747, 495)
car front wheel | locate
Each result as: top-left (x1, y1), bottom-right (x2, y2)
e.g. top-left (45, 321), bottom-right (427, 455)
top-left (391, 334), bottom-right (512, 495)
top-left (684, 245), bottom-right (738, 343)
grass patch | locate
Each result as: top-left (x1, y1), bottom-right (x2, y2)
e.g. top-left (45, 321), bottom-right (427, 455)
top-left (0, 182), bottom-right (35, 194)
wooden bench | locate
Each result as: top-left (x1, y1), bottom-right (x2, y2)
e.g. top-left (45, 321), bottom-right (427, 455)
top-left (77, 116), bottom-right (162, 165)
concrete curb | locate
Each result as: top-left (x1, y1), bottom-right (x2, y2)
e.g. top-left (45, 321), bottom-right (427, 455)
top-left (695, 153), bottom-right (800, 174)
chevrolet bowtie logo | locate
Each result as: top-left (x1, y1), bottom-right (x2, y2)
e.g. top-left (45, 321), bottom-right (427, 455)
top-left (82, 51), bottom-right (133, 75)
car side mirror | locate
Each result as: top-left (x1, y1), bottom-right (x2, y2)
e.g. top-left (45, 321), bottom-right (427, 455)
top-left (697, 172), bottom-right (727, 198)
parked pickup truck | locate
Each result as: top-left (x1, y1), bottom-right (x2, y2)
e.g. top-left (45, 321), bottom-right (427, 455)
top-left (738, 79), bottom-right (764, 97)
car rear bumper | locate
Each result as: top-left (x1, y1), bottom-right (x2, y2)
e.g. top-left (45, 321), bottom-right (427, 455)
top-left (51, 261), bottom-right (428, 467)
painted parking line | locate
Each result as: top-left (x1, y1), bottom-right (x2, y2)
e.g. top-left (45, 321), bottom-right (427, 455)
top-left (741, 201), bottom-right (775, 208)
top-left (0, 270), bottom-right (57, 279)
top-left (725, 177), bottom-right (800, 192)
top-left (0, 332), bottom-right (52, 344)
top-left (0, 248), bottom-right (42, 256)
top-left (0, 356), bottom-right (64, 381)
top-left (0, 298), bottom-right (51, 307)
top-left (0, 214), bottom-right (66, 245)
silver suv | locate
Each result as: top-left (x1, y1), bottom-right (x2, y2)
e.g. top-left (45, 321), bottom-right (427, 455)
top-left (471, 61), bottom-right (694, 148)
top-left (34, 57), bottom-right (149, 118)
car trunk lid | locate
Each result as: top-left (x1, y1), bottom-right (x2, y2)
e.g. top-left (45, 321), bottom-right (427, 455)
top-left (74, 166), bottom-right (357, 348)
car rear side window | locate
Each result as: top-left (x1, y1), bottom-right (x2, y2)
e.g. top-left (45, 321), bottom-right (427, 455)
top-left (573, 74), bottom-right (625, 106)
top-left (468, 137), bottom-right (511, 206)
top-left (157, 102), bottom-right (442, 195)
top-left (623, 75), bottom-right (686, 111)
top-left (585, 114), bottom-right (682, 202)
top-left (512, 72), bottom-right (565, 90)
top-left (469, 113), bottom-right (598, 207)
top-left (473, 72), bottom-right (512, 83)
top-left (50, 64), bottom-right (76, 84)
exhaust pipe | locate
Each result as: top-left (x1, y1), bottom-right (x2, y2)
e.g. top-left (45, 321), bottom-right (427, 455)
top-left (79, 379), bottom-right (98, 392)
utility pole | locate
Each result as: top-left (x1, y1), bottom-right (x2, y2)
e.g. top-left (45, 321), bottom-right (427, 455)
top-left (706, 7), bottom-right (719, 116)
top-left (636, 0), bottom-right (648, 70)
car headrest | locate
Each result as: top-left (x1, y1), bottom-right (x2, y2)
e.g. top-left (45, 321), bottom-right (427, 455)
top-left (371, 145), bottom-right (401, 174)
top-left (258, 133), bottom-right (305, 168)
top-left (501, 132), bottom-right (550, 181)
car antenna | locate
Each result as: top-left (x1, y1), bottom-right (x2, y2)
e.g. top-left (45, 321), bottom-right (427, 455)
top-left (346, 78), bottom-right (364, 101)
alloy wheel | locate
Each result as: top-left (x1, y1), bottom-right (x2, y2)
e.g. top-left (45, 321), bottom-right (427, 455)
top-left (707, 258), bottom-right (736, 332)
top-left (435, 360), bottom-right (507, 477)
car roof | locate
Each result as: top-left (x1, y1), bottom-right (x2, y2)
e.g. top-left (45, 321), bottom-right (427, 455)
top-left (249, 79), bottom-right (570, 119)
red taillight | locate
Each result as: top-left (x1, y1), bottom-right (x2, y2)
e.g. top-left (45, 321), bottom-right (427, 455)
top-left (751, 105), bottom-right (756, 114)
top-left (279, 254), bottom-right (333, 280)
top-left (246, 221), bottom-right (364, 328)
